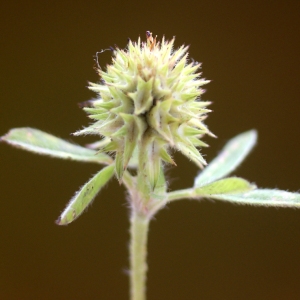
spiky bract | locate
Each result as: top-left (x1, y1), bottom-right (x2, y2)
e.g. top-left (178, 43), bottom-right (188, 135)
top-left (75, 32), bottom-right (213, 186)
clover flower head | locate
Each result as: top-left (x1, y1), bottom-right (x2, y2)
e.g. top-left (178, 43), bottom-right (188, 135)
top-left (75, 31), bottom-right (214, 185)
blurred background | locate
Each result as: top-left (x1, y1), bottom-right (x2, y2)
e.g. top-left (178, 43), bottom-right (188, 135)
top-left (1, 1), bottom-right (300, 299)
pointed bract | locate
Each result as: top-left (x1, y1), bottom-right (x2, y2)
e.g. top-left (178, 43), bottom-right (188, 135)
top-left (77, 31), bottom-right (212, 180)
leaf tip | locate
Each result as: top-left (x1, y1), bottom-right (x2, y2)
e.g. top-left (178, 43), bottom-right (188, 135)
top-left (0, 132), bottom-right (9, 143)
top-left (117, 178), bottom-right (123, 185)
top-left (55, 216), bottom-right (67, 226)
top-left (55, 217), bottom-right (62, 225)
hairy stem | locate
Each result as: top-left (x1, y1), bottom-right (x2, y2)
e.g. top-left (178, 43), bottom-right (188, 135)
top-left (130, 212), bottom-right (150, 300)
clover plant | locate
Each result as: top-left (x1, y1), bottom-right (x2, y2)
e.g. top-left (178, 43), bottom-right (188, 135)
top-left (2, 31), bottom-right (299, 300)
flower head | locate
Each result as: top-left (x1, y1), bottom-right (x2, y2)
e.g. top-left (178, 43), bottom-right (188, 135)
top-left (75, 31), bottom-right (213, 185)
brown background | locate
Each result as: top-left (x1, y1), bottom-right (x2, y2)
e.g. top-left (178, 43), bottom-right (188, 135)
top-left (1, 1), bottom-right (300, 299)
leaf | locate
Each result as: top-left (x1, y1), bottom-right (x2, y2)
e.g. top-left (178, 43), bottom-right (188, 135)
top-left (195, 177), bottom-right (255, 196)
top-left (194, 130), bottom-right (257, 187)
top-left (1, 128), bottom-right (112, 165)
top-left (166, 177), bottom-right (255, 203)
top-left (209, 189), bottom-right (300, 207)
top-left (56, 164), bottom-right (115, 225)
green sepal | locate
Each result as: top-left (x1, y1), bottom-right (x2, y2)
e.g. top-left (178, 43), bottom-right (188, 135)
top-left (119, 113), bottom-right (147, 142)
top-left (180, 91), bottom-right (201, 102)
top-left (169, 44), bottom-right (186, 66)
top-left (188, 136), bottom-right (209, 147)
top-left (117, 113), bottom-right (140, 168)
top-left (56, 164), bottom-right (115, 225)
top-left (181, 62), bottom-right (200, 76)
top-left (183, 125), bottom-right (207, 136)
top-left (1, 127), bottom-right (112, 165)
top-left (152, 77), bottom-right (171, 99)
top-left (146, 101), bottom-right (160, 129)
top-left (111, 125), bottom-right (127, 138)
top-left (175, 140), bottom-right (207, 168)
top-left (115, 151), bottom-right (124, 183)
top-left (152, 165), bottom-right (167, 199)
top-left (83, 107), bottom-right (107, 115)
top-left (128, 77), bottom-right (154, 115)
top-left (149, 166), bottom-right (168, 216)
top-left (75, 117), bottom-right (124, 137)
top-left (87, 82), bottom-right (108, 93)
top-left (159, 146), bottom-right (176, 165)
top-left (108, 87), bottom-right (133, 114)
top-left (123, 136), bottom-right (137, 170)
top-left (110, 94), bottom-right (133, 115)
top-left (190, 101), bottom-right (212, 109)
top-left (119, 112), bottom-right (135, 123)
top-left (147, 101), bottom-right (174, 143)
top-left (149, 148), bottom-right (161, 190)
top-left (93, 99), bottom-right (116, 110)
top-left (133, 114), bottom-right (147, 141)
top-left (139, 133), bottom-right (161, 191)
top-left (125, 143), bottom-right (138, 171)
top-left (102, 116), bottom-right (125, 133)
top-left (172, 53), bottom-right (188, 73)
top-left (88, 112), bottom-right (110, 120)
top-left (85, 137), bottom-right (111, 150)
top-left (127, 146), bottom-right (139, 168)
top-left (109, 64), bottom-right (136, 85)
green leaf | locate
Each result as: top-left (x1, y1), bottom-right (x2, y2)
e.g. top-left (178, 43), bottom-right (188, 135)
top-left (210, 189), bottom-right (300, 207)
top-left (166, 177), bottom-right (255, 203)
top-left (194, 130), bottom-right (257, 187)
top-left (56, 164), bottom-right (115, 225)
top-left (195, 177), bottom-right (255, 196)
top-left (1, 128), bottom-right (112, 165)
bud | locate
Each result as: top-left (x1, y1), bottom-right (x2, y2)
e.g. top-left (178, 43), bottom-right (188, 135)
top-left (75, 31), bottom-right (213, 186)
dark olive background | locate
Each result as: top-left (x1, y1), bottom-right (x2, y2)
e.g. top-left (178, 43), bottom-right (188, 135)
top-left (1, 1), bottom-right (300, 299)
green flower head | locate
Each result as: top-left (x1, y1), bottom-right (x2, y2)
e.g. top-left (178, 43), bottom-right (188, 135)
top-left (75, 31), bottom-right (214, 184)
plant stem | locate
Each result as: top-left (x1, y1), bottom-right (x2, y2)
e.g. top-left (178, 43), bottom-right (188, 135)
top-left (130, 212), bottom-right (150, 300)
